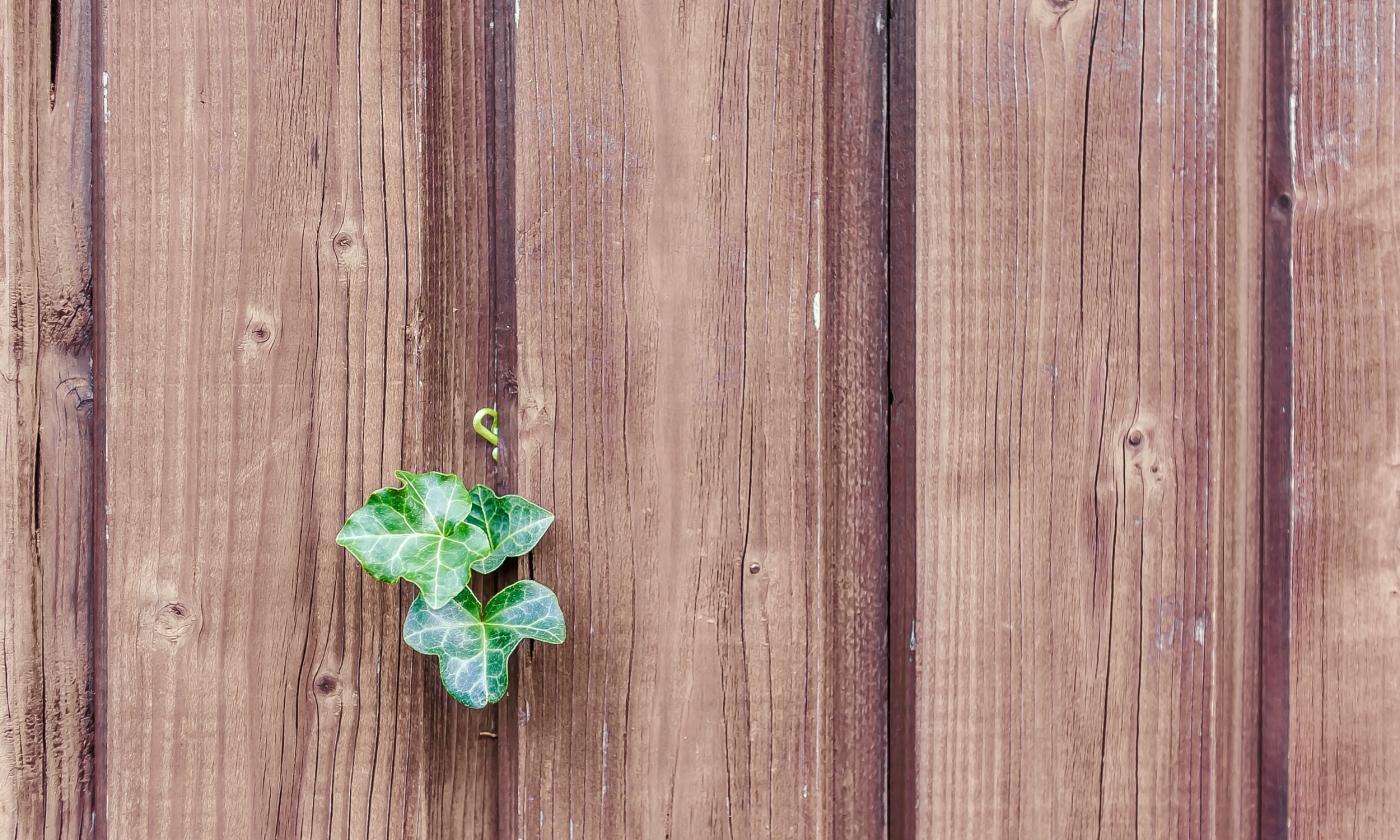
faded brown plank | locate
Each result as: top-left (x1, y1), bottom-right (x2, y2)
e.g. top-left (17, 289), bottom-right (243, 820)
top-left (0, 0), bottom-right (98, 836)
top-left (903, 1), bottom-right (1257, 835)
top-left (98, 0), bottom-right (491, 834)
top-left (505, 0), bottom-right (885, 836)
top-left (1216, 0), bottom-right (1265, 836)
top-left (1287, 2), bottom-right (1400, 836)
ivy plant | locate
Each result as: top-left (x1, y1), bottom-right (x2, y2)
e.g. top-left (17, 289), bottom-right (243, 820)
top-left (337, 470), bottom-right (565, 707)
top-left (404, 581), bottom-right (565, 707)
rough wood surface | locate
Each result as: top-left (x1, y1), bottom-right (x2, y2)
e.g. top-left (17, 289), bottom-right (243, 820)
top-left (97, 0), bottom-right (493, 834)
top-left (416, 0), bottom-right (503, 835)
top-left (504, 0), bottom-right (886, 836)
top-left (0, 0), bottom-right (98, 836)
top-left (903, 1), bottom-right (1258, 835)
top-left (1286, 2), bottom-right (1400, 836)
top-left (820, 1), bottom-right (889, 836)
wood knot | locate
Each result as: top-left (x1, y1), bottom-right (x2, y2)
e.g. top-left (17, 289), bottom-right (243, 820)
top-left (748, 562), bottom-right (761, 575)
top-left (315, 674), bottom-right (340, 696)
top-left (1127, 429), bottom-right (1145, 447)
top-left (1272, 192), bottom-right (1294, 215)
top-left (1044, 0), bottom-right (1075, 10)
top-left (58, 376), bottom-right (94, 413)
top-left (239, 309), bottom-right (278, 358)
top-left (333, 233), bottom-right (355, 252)
top-left (153, 602), bottom-right (197, 644)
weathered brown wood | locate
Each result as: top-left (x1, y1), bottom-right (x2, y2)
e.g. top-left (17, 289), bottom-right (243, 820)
top-left (505, 0), bottom-right (886, 836)
top-left (1217, 1), bottom-right (1266, 837)
top-left (902, 1), bottom-right (1258, 835)
top-left (888, 0), bottom-right (918, 837)
top-left (1259, 0), bottom-right (1293, 835)
top-left (1286, 2), bottom-right (1400, 835)
top-left (415, 0), bottom-right (501, 836)
top-left (821, 1), bottom-right (889, 837)
top-left (97, 0), bottom-right (492, 834)
top-left (0, 0), bottom-right (98, 836)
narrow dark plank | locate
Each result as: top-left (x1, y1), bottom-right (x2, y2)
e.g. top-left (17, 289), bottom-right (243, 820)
top-left (822, 0), bottom-right (889, 836)
top-left (414, 0), bottom-right (500, 835)
top-left (0, 0), bottom-right (98, 835)
top-left (887, 0), bottom-right (918, 837)
top-left (1259, 0), bottom-right (1293, 835)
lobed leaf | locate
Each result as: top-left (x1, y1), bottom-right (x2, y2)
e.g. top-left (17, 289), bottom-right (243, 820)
top-left (403, 580), bottom-right (566, 708)
top-left (336, 471), bottom-right (490, 609)
top-left (466, 485), bottom-right (555, 574)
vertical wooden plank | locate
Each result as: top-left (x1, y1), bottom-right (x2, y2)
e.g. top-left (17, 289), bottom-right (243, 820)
top-left (822, 1), bottom-right (889, 837)
top-left (415, 0), bottom-right (502, 836)
top-left (0, 0), bottom-right (98, 836)
top-left (903, 0), bottom-right (1257, 835)
top-left (97, 0), bottom-right (492, 834)
top-left (888, 0), bottom-right (918, 836)
top-left (1259, 0), bottom-right (1293, 834)
top-left (1216, 0), bottom-right (1265, 837)
top-left (1286, 2), bottom-right (1400, 836)
top-left (506, 0), bottom-right (885, 836)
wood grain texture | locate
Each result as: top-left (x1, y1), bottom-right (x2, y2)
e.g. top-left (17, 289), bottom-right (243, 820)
top-left (820, 0), bottom-right (889, 836)
top-left (505, 0), bottom-right (885, 836)
top-left (416, 0), bottom-right (503, 835)
top-left (1286, 2), bottom-right (1400, 836)
top-left (0, 0), bottom-right (98, 836)
top-left (888, 1), bottom-right (918, 837)
top-left (1259, 0), bottom-right (1293, 835)
top-left (97, 0), bottom-right (492, 834)
top-left (905, 0), bottom-right (1257, 835)
top-left (1215, 0), bottom-right (1265, 837)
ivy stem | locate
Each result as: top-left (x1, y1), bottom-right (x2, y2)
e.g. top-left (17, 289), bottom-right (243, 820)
top-left (472, 407), bottom-right (500, 462)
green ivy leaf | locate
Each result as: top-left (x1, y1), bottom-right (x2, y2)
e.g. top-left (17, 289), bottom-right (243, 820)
top-left (403, 580), bottom-right (566, 708)
top-left (336, 471), bottom-right (490, 609)
top-left (466, 485), bottom-right (555, 574)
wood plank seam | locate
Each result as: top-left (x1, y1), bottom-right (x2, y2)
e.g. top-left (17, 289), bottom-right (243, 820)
top-left (1259, 0), bottom-right (1294, 835)
top-left (887, 0), bottom-right (916, 836)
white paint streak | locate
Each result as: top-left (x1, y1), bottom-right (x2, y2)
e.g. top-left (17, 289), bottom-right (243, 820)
top-left (812, 292), bottom-right (822, 329)
top-left (1289, 91), bottom-right (1299, 166)
top-left (101, 72), bottom-right (110, 122)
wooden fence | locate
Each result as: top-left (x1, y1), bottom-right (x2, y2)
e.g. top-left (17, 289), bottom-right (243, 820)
top-left (0, 0), bottom-right (1396, 836)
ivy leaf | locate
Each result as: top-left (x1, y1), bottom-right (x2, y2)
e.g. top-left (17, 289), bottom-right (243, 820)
top-left (336, 471), bottom-right (490, 609)
top-left (466, 485), bottom-right (555, 574)
top-left (403, 580), bottom-right (566, 708)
